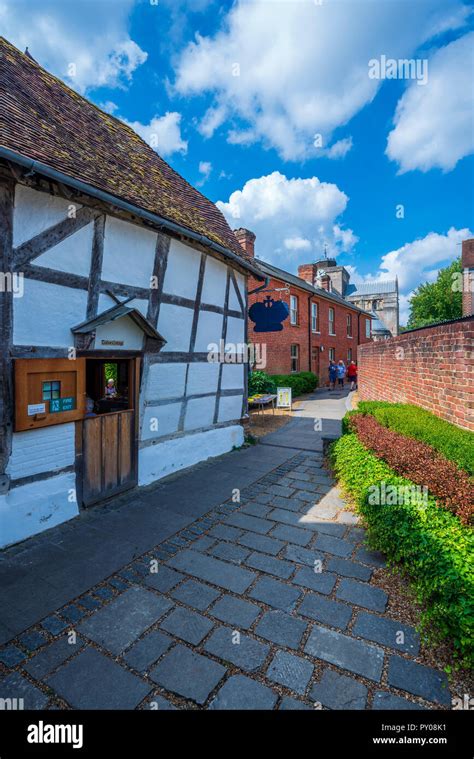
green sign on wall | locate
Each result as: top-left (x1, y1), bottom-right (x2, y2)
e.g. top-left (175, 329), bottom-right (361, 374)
top-left (50, 397), bottom-right (76, 413)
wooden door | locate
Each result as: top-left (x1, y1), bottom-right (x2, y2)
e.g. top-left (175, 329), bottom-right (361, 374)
top-left (81, 356), bottom-right (140, 506)
top-left (82, 409), bottom-right (136, 505)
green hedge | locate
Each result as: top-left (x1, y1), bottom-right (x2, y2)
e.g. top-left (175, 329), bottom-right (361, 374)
top-left (248, 370), bottom-right (318, 397)
top-left (331, 433), bottom-right (474, 667)
top-left (354, 402), bottom-right (474, 476)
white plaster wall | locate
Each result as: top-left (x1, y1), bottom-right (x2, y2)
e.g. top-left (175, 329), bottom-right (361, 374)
top-left (184, 396), bottom-right (216, 432)
top-left (95, 316), bottom-right (144, 350)
top-left (186, 362), bottom-right (219, 395)
top-left (139, 424), bottom-right (244, 485)
top-left (235, 272), bottom-right (245, 302)
top-left (34, 222), bottom-right (93, 277)
top-left (157, 303), bottom-right (193, 352)
top-left (218, 394), bottom-right (243, 423)
top-left (194, 311), bottom-right (223, 353)
top-left (14, 279), bottom-right (87, 347)
top-left (221, 363), bottom-right (244, 390)
top-left (6, 424), bottom-right (75, 481)
top-left (145, 363), bottom-right (187, 401)
top-left (13, 185), bottom-right (77, 248)
top-left (226, 316), bottom-right (245, 346)
top-left (200, 256), bottom-right (228, 305)
top-left (0, 473), bottom-right (79, 549)
top-left (102, 216), bottom-right (156, 288)
top-left (141, 402), bottom-right (181, 440)
top-left (228, 277), bottom-right (243, 313)
top-left (162, 239), bottom-right (200, 301)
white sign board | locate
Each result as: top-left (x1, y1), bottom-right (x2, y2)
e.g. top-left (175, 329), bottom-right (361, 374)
top-left (277, 387), bottom-right (292, 409)
top-left (27, 403), bottom-right (46, 416)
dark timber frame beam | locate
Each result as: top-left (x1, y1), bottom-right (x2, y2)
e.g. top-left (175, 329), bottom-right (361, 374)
top-left (0, 177), bottom-right (15, 493)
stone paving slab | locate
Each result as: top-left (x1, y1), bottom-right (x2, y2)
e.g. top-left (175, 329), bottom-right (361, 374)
top-left (352, 611), bottom-right (420, 656)
top-left (298, 592), bottom-right (353, 630)
top-left (78, 587), bottom-right (173, 655)
top-left (249, 576), bottom-right (302, 612)
top-left (170, 580), bottom-right (220, 611)
top-left (387, 655), bottom-right (451, 705)
top-left (310, 668), bottom-right (368, 710)
top-left (336, 578), bottom-right (388, 613)
top-left (210, 595), bottom-right (262, 629)
top-left (305, 625), bottom-right (384, 682)
top-left (150, 644), bottom-right (226, 704)
top-left (204, 626), bottom-right (270, 672)
top-left (47, 648), bottom-right (151, 709)
top-left (166, 549), bottom-right (256, 593)
top-left (255, 610), bottom-right (307, 650)
top-left (266, 650), bottom-right (313, 695)
top-left (0, 671), bottom-right (49, 709)
top-left (209, 674), bottom-right (277, 710)
top-left (293, 566), bottom-right (337, 595)
top-left (160, 607), bottom-right (214, 646)
top-left (237, 531), bottom-right (285, 556)
top-left (123, 630), bottom-right (173, 672)
top-left (372, 691), bottom-right (427, 710)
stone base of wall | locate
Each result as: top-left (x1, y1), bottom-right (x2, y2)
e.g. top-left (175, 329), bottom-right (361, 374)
top-left (358, 317), bottom-right (474, 431)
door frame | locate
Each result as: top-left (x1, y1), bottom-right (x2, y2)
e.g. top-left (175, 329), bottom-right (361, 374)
top-left (76, 352), bottom-right (141, 508)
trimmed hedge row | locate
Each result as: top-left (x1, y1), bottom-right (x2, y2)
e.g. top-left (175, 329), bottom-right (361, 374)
top-left (354, 401), bottom-right (474, 476)
top-left (331, 433), bottom-right (474, 667)
top-left (248, 370), bottom-right (318, 397)
top-left (348, 413), bottom-right (474, 525)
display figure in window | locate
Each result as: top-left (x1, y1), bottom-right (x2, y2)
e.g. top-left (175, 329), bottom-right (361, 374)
top-left (105, 378), bottom-right (118, 398)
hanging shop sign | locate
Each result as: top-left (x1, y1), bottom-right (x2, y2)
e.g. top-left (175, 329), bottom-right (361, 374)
top-left (249, 296), bottom-right (289, 333)
top-left (277, 387), bottom-right (292, 409)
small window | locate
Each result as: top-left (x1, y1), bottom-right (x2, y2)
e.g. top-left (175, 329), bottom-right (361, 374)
top-left (329, 307), bottom-right (335, 335)
top-left (347, 348), bottom-right (352, 363)
top-left (365, 319), bottom-right (371, 338)
top-left (290, 295), bottom-right (298, 325)
top-left (346, 314), bottom-right (352, 337)
top-left (311, 302), bottom-right (318, 332)
top-left (329, 348), bottom-right (335, 362)
top-left (290, 344), bottom-right (299, 372)
top-left (42, 380), bottom-right (61, 401)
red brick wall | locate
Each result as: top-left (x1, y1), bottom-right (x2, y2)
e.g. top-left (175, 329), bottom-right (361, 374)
top-left (358, 318), bottom-right (474, 431)
top-left (248, 275), bottom-right (371, 380)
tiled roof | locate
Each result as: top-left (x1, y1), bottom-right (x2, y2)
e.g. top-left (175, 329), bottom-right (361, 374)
top-left (0, 37), bottom-right (246, 261)
top-left (255, 259), bottom-right (369, 315)
top-left (346, 280), bottom-right (397, 297)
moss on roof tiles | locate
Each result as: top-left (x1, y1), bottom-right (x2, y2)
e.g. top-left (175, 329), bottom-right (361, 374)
top-left (0, 37), bottom-right (244, 257)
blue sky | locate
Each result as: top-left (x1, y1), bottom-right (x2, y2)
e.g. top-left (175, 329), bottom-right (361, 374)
top-left (2, 0), bottom-right (473, 323)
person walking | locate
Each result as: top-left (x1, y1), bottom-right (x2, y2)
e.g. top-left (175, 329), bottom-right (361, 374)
top-left (336, 360), bottom-right (346, 389)
top-left (347, 360), bottom-right (358, 391)
top-left (328, 360), bottom-right (337, 391)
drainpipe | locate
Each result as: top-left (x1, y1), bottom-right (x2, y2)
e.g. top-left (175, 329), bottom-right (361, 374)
top-left (0, 147), bottom-right (264, 280)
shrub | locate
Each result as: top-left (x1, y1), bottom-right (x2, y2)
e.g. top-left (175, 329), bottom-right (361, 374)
top-left (348, 413), bottom-right (474, 525)
top-left (356, 402), bottom-right (474, 476)
top-left (248, 370), bottom-right (276, 395)
top-left (271, 371), bottom-right (318, 396)
top-left (331, 433), bottom-right (474, 667)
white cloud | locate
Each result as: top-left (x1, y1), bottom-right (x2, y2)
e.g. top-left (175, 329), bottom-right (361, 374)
top-left (197, 160), bottom-right (212, 185)
top-left (216, 171), bottom-right (357, 267)
top-left (122, 112), bottom-right (188, 157)
top-left (386, 32), bottom-right (474, 172)
top-left (349, 227), bottom-right (473, 324)
top-left (0, 0), bottom-right (147, 93)
top-left (174, 0), bottom-right (468, 160)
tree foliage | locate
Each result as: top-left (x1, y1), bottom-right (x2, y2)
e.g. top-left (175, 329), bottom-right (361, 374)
top-left (407, 257), bottom-right (462, 329)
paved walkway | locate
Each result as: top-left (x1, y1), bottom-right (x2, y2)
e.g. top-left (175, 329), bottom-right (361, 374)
top-left (0, 387), bottom-right (451, 710)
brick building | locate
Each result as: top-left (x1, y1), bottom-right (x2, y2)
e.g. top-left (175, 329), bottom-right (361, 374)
top-left (234, 229), bottom-right (372, 378)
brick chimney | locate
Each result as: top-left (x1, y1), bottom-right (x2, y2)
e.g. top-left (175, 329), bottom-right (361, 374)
top-left (462, 238), bottom-right (474, 316)
top-left (298, 263), bottom-right (316, 285)
top-left (234, 228), bottom-right (256, 257)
